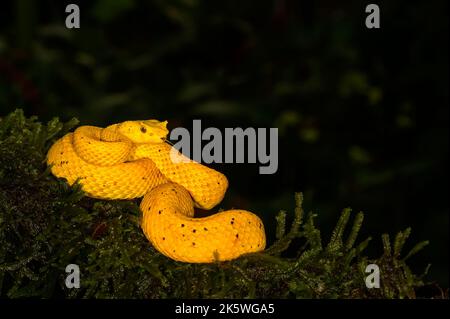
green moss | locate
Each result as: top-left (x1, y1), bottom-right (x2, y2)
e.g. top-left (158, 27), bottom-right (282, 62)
top-left (0, 109), bottom-right (432, 298)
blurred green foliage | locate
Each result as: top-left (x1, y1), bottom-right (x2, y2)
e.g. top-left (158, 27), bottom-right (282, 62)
top-left (0, 0), bottom-right (448, 287)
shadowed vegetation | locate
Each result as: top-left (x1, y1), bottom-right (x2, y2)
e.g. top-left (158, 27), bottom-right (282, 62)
top-left (1, 109), bottom-right (441, 299)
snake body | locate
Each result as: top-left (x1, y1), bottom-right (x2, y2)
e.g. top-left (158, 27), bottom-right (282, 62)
top-left (46, 120), bottom-right (266, 263)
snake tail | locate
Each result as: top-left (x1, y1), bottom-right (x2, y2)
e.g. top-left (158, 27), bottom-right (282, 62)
top-left (140, 182), bottom-right (266, 263)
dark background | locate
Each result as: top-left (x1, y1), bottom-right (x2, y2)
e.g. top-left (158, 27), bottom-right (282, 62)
top-left (0, 0), bottom-right (448, 286)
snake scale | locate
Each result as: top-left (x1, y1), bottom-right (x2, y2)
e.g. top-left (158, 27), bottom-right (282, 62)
top-left (46, 120), bottom-right (266, 263)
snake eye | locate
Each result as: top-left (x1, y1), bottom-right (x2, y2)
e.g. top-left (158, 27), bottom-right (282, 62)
top-left (140, 127), bottom-right (147, 133)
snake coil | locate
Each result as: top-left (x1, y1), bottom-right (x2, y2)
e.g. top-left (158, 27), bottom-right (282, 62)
top-left (47, 120), bottom-right (266, 263)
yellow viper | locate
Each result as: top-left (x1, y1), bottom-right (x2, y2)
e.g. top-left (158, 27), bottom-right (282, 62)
top-left (46, 120), bottom-right (266, 263)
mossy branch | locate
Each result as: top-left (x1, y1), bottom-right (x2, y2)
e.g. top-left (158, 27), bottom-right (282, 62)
top-left (0, 109), bottom-right (438, 299)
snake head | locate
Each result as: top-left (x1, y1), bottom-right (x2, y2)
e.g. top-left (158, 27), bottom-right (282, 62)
top-left (117, 120), bottom-right (169, 144)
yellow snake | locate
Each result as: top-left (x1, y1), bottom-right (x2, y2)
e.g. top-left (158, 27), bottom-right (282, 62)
top-left (46, 120), bottom-right (266, 263)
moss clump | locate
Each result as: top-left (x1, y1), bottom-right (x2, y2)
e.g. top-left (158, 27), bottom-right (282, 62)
top-left (0, 109), bottom-right (433, 298)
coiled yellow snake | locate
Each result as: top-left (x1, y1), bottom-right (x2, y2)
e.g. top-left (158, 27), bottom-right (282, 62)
top-left (47, 120), bottom-right (266, 263)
